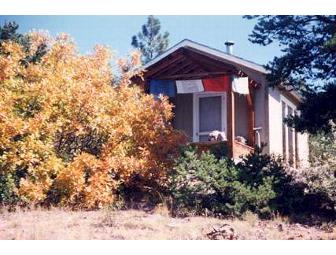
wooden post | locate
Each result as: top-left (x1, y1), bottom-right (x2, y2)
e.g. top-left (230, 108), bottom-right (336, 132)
top-left (246, 86), bottom-right (255, 147)
top-left (144, 79), bottom-right (149, 94)
top-left (227, 80), bottom-right (235, 158)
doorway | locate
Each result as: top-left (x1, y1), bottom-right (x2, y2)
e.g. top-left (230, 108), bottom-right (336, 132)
top-left (193, 92), bottom-right (227, 142)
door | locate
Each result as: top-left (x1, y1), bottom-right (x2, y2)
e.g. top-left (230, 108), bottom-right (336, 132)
top-left (193, 92), bottom-right (227, 142)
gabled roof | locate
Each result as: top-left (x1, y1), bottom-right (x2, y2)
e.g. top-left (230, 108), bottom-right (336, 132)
top-left (143, 39), bottom-right (267, 74)
top-left (140, 39), bottom-right (303, 103)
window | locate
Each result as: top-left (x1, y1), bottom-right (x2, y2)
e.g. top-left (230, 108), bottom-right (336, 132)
top-left (294, 110), bottom-right (299, 168)
top-left (281, 97), bottom-right (299, 167)
top-left (287, 106), bottom-right (294, 166)
top-left (282, 101), bottom-right (287, 159)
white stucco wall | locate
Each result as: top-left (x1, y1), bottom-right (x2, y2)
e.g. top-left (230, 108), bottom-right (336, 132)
top-left (267, 87), bottom-right (310, 166)
top-left (267, 87), bottom-right (283, 155)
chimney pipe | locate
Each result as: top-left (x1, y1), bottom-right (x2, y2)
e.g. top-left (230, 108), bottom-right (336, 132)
top-left (225, 41), bottom-right (234, 55)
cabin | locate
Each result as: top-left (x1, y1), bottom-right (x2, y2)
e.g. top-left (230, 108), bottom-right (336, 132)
top-left (135, 39), bottom-right (309, 167)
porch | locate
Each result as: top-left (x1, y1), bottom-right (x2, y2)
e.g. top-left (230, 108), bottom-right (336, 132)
top-left (170, 88), bottom-right (256, 159)
top-left (136, 41), bottom-right (261, 159)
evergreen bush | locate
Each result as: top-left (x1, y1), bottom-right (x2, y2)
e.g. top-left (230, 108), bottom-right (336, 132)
top-left (169, 147), bottom-right (277, 218)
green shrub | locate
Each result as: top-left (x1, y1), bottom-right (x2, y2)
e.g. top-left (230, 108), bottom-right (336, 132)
top-left (169, 146), bottom-right (312, 218)
top-left (0, 172), bottom-right (19, 205)
top-left (295, 165), bottom-right (336, 212)
top-left (309, 130), bottom-right (336, 164)
top-left (236, 148), bottom-right (305, 214)
top-left (297, 130), bottom-right (336, 213)
top-left (169, 147), bottom-right (276, 218)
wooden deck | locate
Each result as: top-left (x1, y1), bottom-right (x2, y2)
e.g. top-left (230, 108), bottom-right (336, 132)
top-left (191, 140), bottom-right (254, 159)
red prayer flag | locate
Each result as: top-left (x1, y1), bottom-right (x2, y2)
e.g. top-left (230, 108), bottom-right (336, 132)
top-left (202, 76), bottom-right (230, 92)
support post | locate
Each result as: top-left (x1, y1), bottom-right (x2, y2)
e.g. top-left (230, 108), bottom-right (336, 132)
top-left (246, 86), bottom-right (255, 147)
top-left (227, 81), bottom-right (235, 158)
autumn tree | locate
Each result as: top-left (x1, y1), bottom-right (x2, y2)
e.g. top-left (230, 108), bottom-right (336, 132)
top-left (0, 32), bottom-right (186, 208)
top-left (131, 15), bottom-right (169, 64)
top-left (245, 15), bottom-right (336, 134)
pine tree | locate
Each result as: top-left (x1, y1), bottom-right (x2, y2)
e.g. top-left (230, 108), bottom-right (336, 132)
top-left (245, 15), bottom-right (336, 134)
top-left (131, 15), bottom-right (169, 64)
top-left (0, 21), bottom-right (47, 65)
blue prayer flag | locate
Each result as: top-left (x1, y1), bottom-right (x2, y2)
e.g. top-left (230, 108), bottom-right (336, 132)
top-left (149, 80), bottom-right (176, 98)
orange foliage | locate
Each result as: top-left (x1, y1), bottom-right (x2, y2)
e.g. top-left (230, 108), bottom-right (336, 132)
top-left (0, 33), bottom-right (186, 208)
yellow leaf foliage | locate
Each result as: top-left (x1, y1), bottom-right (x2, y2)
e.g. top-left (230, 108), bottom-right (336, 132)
top-left (0, 33), bottom-right (186, 209)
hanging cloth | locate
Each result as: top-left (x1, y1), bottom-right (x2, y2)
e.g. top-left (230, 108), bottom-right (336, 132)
top-left (176, 79), bottom-right (204, 94)
top-left (202, 76), bottom-right (230, 92)
top-left (232, 76), bottom-right (249, 95)
top-left (149, 80), bottom-right (176, 97)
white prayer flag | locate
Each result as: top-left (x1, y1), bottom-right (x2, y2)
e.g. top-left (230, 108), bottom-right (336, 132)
top-left (176, 79), bottom-right (204, 94)
top-left (232, 77), bottom-right (249, 95)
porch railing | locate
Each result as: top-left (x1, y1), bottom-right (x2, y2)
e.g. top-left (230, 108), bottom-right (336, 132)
top-left (191, 140), bottom-right (254, 159)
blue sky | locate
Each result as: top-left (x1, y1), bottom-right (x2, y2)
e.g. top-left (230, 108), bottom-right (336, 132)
top-left (0, 15), bottom-right (282, 65)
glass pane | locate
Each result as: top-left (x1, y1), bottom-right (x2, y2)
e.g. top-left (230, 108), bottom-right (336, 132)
top-left (287, 106), bottom-right (294, 166)
top-left (294, 110), bottom-right (299, 167)
top-left (282, 101), bottom-right (287, 158)
top-left (199, 96), bottom-right (222, 132)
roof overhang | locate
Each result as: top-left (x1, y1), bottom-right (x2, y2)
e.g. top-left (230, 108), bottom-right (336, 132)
top-left (278, 84), bottom-right (303, 104)
top-left (143, 39), bottom-right (267, 76)
top-left (136, 39), bottom-right (302, 103)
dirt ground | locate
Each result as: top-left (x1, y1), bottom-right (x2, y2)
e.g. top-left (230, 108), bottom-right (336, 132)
top-left (0, 207), bottom-right (335, 240)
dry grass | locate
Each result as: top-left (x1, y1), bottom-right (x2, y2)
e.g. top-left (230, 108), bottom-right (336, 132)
top-left (0, 207), bottom-right (335, 240)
